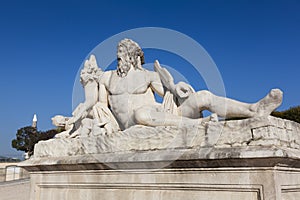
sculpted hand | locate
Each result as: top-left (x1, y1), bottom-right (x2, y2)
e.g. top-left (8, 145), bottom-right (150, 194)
top-left (175, 82), bottom-right (195, 99)
top-left (154, 60), bottom-right (176, 93)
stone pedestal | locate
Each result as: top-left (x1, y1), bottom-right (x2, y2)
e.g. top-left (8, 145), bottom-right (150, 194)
top-left (20, 117), bottom-right (300, 200)
top-left (22, 166), bottom-right (300, 200)
top-left (20, 148), bottom-right (300, 200)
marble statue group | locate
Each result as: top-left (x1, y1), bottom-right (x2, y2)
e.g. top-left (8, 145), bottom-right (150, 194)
top-left (23, 39), bottom-right (300, 200)
top-left (53, 39), bottom-right (283, 138)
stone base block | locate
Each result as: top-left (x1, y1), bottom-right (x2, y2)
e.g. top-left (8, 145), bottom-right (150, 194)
top-left (25, 164), bottom-right (300, 200)
top-left (20, 116), bottom-right (300, 200)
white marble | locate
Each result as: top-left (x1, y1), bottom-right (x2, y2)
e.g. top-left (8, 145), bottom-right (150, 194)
top-left (52, 38), bottom-right (283, 139)
top-left (33, 116), bottom-right (300, 158)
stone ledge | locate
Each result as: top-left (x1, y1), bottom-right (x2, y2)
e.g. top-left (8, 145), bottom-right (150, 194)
top-left (20, 146), bottom-right (300, 171)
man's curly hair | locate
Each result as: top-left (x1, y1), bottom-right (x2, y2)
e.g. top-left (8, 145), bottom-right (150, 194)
top-left (117, 38), bottom-right (145, 77)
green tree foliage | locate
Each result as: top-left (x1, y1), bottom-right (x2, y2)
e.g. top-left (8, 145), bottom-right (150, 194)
top-left (11, 126), bottom-right (60, 157)
top-left (272, 106), bottom-right (300, 123)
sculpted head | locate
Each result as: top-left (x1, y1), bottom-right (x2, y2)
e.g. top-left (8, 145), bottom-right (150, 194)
top-left (117, 38), bottom-right (145, 77)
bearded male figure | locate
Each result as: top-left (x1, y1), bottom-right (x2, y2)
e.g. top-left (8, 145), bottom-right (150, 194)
top-left (75, 38), bottom-right (282, 132)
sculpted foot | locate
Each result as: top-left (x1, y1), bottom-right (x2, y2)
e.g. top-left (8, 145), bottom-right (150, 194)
top-left (251, 89), bottom-right (283, 117)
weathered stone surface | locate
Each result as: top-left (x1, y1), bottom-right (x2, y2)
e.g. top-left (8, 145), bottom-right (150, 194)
top-left (34, 125), bottom-right (206, 157)
top-left (33, 116), bottom-right (300, 159)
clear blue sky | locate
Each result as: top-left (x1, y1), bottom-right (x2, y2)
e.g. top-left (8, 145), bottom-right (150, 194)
top-left (0, 0), bottom-right (299, 158)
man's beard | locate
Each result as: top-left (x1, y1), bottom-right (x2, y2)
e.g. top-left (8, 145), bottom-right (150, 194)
top-left (117, 58), bottom-right (133, 77)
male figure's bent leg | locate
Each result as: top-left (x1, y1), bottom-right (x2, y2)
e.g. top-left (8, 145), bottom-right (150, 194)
top-left (179, 89), bottom-right (283, 119)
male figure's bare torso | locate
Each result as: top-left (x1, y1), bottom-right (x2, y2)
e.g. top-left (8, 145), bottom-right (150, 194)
top-left (99, 68), bottom-right (163, 129)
